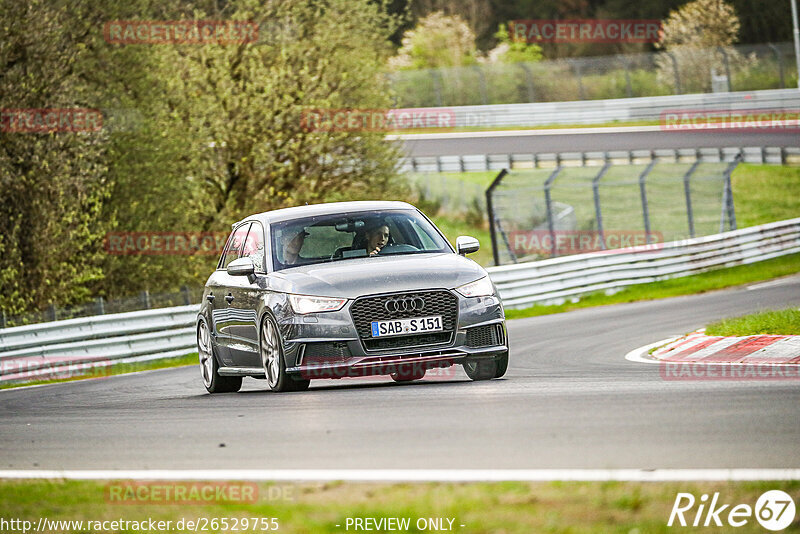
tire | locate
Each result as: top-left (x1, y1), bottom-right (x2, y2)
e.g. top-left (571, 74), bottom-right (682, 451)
top-left (494, 350), bottom-right (509, 378)
top-left (391, 365), bottom-right (426, 382)
top-left (463, 359), bottom-right (497, 381)
top-left (261, 315), bottom-right (311, 392)
top-left (198, 319), bottom-right (242, 393)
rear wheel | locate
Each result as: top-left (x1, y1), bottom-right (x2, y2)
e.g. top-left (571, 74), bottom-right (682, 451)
top-left (198, 320), bottom-right (242, 393)
top-left (463, 359), bottom-right (497, 381)
top-left (261, 316), bottom-right (310, 392)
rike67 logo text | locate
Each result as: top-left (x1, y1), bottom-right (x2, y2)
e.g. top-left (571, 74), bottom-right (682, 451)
top-left (668, 490), bottom-right (796, 530)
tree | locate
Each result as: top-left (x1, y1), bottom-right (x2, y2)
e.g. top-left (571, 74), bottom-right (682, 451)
top-left (655, 0), bottom-right (749, 93)
top-left (157, 0), bottom-right (406, 230)
top-left (389, 11), bottom-right (479, 69)
top-left (0, 0), bottom-right (113, 316)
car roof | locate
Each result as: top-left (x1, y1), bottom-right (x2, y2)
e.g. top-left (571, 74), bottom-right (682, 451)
top-left (232, 201), bottom-right (418, 228)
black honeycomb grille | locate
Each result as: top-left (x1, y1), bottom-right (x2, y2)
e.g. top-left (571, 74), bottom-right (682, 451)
top-left (350, 290), bottom-right (458, 352)
top-left (303, 341), bottom-right (351, 361)
top-left (465, 323), bottom-right (505, 348)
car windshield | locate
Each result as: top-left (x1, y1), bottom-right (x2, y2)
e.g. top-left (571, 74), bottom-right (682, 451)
top-left (270, 209), bottom-right (451, 270)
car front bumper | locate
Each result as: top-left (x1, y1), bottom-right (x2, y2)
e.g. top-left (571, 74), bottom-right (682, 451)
top-left (279, 292), bottom-right (507, 379)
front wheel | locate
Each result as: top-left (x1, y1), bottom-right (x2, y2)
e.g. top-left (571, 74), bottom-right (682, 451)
top-left (261, 316), bottom-right (310, 392)
top-left (463, 359), bottom-right (497, 381)
top-left (494, 351), bottom-right (509, 378)
top-left (198, 320), bottom-right (242, 393)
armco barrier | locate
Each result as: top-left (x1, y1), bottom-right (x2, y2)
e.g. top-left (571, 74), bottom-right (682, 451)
top-left (486, 217), bottom-right (800, 308)
top-left (0, 305), bottom-right (198, 382)
top-left (389, 88), bottom-right (800, 130)
top-left (0, 218), bottom-right (798, 382)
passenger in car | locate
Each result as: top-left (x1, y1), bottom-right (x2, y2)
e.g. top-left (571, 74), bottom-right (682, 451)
top-left (280, 228), bottom-right (309, 265)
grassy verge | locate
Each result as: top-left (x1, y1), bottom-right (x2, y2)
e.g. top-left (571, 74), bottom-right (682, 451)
top-left (388, 119), bottom-right (662, 134)
top-left (504, 253), bottom-right (800, 320)
top-left (705, 308), bottom-right (800, 336)
top-left (0, 479), bottom-right (797, 533)
top-left (0, 353), bottom-right (197, 390)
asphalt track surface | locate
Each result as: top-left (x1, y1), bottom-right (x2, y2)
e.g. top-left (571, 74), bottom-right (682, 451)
top-left (400, 128), bottom-right (800, 157)
top-left (1, 275), bottom-right (799, 470)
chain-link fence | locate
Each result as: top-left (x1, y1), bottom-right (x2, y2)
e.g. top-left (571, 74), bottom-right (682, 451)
top-left (390, 43), bottom-right (798, 108)
top-left (486, 155), bottom-right (740, 265)
top-left (0, 286), bottom-right (205, 329)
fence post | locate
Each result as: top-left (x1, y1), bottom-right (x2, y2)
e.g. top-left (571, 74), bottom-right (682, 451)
top-left (682, 160), bottom-right (701, 238)
top-left (181, 285), bottom-right (191, 305)
top-left (96, 297), bottom-right (105, 315)
top-left (519, 62), bottom-right (536, 102)
top-left (473, 65), bottom-right (489, 105)
top-left (638, 158), bottom-right (657, 244)
top-left (571, 60), bottom-right (586, 100)
top-left (47, 304), bottom-right (56, 322)
top-left (0, 310), bottom-right (6, 329)
top-left (768, 43), bottom-right (785, 88)
top-left (717, 46), bottom-right (733, 92)
top-left (544, 167), bottom-right (563, 257)
top-left (486, 169), bottom-right (508, 266)
top-left (621, 57), bottom-right (633, 98)
top-left (592, 160), bottom-right (612, 250)
top-left (667, 52), bottom-right (682, 94)
top-left (141, 290), bottom-right (151, 310)
top-left (720, 153), bottom-right (741, 232)
top-left (430, 69), bottom-right (444, 107)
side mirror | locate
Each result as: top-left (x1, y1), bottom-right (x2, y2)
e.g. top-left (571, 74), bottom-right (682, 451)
top-left (227, 257), bottom-right (255, 279)
top-left (456, 235), bottom-right (480, 256)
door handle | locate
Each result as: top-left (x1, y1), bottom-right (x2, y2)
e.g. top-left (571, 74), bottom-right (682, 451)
top-left (225, 293), bottom-right (234, 304)
top-left (206, 294), bottom-right (215, 302)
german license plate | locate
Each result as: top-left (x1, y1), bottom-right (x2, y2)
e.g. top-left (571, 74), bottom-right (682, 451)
top-left (370, 316), bottom-right (443, 337)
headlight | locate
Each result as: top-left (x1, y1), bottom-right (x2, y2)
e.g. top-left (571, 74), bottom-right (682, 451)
top-left (455, 276), bottom-right (495, 298)
top-left (288, 294), bottom-right (347, 314)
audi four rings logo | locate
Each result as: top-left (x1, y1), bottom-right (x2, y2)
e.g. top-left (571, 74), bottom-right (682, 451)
top-left (385, 297), bottom-right (425, 313)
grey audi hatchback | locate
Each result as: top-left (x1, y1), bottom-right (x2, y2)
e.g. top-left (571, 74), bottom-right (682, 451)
top-left (197, 201), bottom-right (508, 393)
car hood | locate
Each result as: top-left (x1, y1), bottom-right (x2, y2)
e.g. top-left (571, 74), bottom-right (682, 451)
top-left (268, 253), bottom-right (487, 299)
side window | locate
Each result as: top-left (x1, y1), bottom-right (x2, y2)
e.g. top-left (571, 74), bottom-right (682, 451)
top-left (241, 222), bottom-right (265, 272)
top-left (219, 223), bottom-right (250, 269)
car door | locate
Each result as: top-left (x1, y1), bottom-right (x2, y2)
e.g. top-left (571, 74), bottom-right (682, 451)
top-left (214, 222), bottom-right (250, 366)
top-left (224, 221), bottom-right (266, 368)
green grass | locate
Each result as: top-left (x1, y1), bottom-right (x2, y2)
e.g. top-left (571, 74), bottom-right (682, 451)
top-left (705, 308), bottom-right (800, 336)
top-left (431, 214), bottom-right (493, 267)
top-left (0, 353), bottom-right (197, 390)
top-left (732, 164), bottom-right (800, 227)
top-left (504, 253), bottom-right (800, 320)
top-left (0, 479), bottom-right (797, 533)
top-left (389, 119), bottom-right (662, 134)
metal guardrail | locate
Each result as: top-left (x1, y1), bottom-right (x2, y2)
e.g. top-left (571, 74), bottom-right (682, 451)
top-left (0, 305), bottom-right (198, 382)
top-left (390, 88), bottom-right (800, 131)
top-left (486, 217), bottom-right (800, 309)
top-left (401, 146), bottom-right (800, 174)
top-left (1, 218), bottom-right (798, 382)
